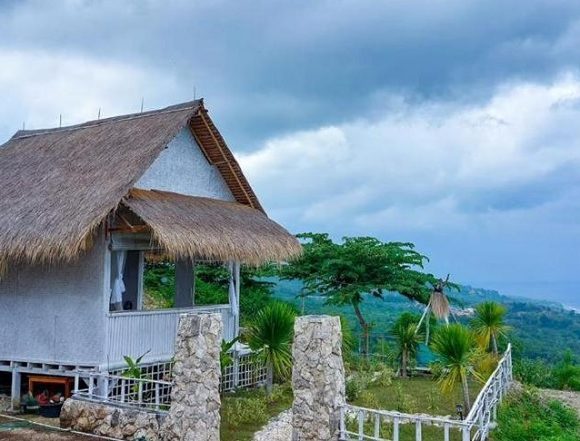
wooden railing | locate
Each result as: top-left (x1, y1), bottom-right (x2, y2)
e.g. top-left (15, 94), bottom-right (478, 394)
top-left (106, 305), bottom-right (234, 366)
top-left (339, 344), bottom-right (513, 441)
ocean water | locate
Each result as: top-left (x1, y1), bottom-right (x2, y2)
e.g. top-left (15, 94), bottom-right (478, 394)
top-left (479, 281), bottom-right (580, 309)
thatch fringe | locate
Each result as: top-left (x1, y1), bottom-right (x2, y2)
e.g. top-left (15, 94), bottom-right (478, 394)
top-left (0, 102), bottom-right (199, 265)
top-left (123, 189), bottom-right (302, 265)
top-left (0, 100), bottom-right (292, 267)
top-left (430, 291), bottom-right (450, 320)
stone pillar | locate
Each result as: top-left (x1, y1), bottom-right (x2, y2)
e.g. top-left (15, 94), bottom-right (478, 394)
top-left (161, 313), bottom-right (222, 441)
top-left (291, 315), bottom-right (345, 441)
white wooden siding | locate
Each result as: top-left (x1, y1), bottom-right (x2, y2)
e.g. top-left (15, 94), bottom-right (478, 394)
top-left (106, 305), bottom-right (234, 366)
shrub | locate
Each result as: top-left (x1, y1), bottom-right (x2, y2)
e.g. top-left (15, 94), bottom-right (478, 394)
top-left (345, 377), bottom-right (362, 402)
top-left (265, 383), bottom-right (292, 405)
top-left (494, 388), bottom-right (579, 441)
top-left (222, 396), bottom-right (268, 427)
top-left (374, 365), bottom-right (395, 387)
top-left (345, 371), bottom-right (373, 402)
top-left (553, 350), bottom-right (580, 391)
top-left (514, 358), bottom-right (556, 389)
top-left (393, 382), bottom-right (416, 413)
top-left (358, 390), bottom-right (381, 409)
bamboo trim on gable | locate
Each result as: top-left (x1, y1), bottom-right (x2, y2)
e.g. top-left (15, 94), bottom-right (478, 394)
top-left (189, 106), bottom-right (264, 213)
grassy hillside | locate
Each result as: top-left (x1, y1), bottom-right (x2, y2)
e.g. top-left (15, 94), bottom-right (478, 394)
top-left (272, 279), bottom-right (580, 363)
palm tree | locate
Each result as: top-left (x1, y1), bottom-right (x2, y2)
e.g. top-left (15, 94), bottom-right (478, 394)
top-left (471, 301), bottom-right (510, 355)
top-left (431, 324), bottom-right (481, 411)
top-left (247, 302), bottom-right (296, 387)
top-left (391, 313), bottom-right (423, 378)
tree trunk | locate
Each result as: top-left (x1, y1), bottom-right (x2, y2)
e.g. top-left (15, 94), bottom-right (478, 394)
top-left (401, 350), bottom-right (408, 378)
top-left (491, 334), bottom-right (498, 356)
top-left (352, 301), bottom-right (370, 358)
top-left (461, 374), bottom-right (471, 412)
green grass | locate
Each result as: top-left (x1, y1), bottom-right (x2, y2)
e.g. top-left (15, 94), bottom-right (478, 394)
top-left (350, 375), bottom-right (482, 416)
top-left (344, 375), bottom-right (484, 441)
top-left (492, 388), bottom-right (579, 441)
top-left (220, 384), bottom-right (293, 441)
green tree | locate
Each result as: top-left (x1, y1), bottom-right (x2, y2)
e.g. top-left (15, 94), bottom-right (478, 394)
top-left (553, 350), bottom-right (580, 391)
top-left (281, 233), bottom-right (438, 356)
top-left (247, 302), bottom-right (296, 389)
top-left (431, 324), bottom-right (482, 411)
top-left (471, 301), bottom-right (510, 355)
top-left (144, 261), bottom-right (277, 318)
top-left (339, 315), bottom-right (356, 361)
top-left (391, 312), bottom-right (423, 378)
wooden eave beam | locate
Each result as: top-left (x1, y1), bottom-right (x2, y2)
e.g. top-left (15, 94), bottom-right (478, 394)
top-left (196, 111), bottom-right (256, 210)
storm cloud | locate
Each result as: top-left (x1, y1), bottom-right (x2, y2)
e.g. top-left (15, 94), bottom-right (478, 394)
top-left (1, 0), bottom-right (580, 303)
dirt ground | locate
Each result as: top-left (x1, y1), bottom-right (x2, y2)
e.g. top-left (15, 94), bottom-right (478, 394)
top-left (0, 417), bottom-right (97, 440)
top-left (539, 388), bottom-right (580, 416)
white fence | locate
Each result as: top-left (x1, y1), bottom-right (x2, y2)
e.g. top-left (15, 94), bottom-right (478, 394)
top-left (74, 373), bottom-right (172, 412)
top-left (221, 351), bottom-right (270, 392)
top-left (340, 344), bottom-right (513, 441)
top-left (74, 351), bottom-right (270, 413)
top-left (106, 305), bottom-right (234, 365)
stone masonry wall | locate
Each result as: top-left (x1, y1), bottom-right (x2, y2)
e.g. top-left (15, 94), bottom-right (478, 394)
top-left (161, 312), bottom-right (223, 441)
top-left (60, 398), bottom-right (166, 440)
top-left (291, 315), bottom-right (345, 441)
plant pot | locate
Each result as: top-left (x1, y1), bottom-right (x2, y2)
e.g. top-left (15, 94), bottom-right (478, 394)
top-left (21, 404), bottom-right (39, 414)
top-left (39, 403), bottom-right (62, 418)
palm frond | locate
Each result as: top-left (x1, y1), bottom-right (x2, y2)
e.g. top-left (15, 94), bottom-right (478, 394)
top-left (247, 302), bottom-right (296, 379)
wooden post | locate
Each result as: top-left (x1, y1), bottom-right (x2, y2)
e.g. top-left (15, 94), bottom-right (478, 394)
top-left (444, 423), bottom-right (450, 441)
top-left (155, 382), bottom-right (160, 410)
top-left (462, 426), bottom-right (471, 441)
top-left (234, 261), bottom-right (241, 337)
top-left (120, 379), bottom-right (126, 403)
top-left (339, 406), bottom-right (346, 440)
top-left (393, 417), bottom-right (400, 441)
top-left (374, 413), bottom-right (380, 438)
top-left (232, 348), bottom-right (240, 389)
top-left (358, 410), bottom-right (364, 441)
top-left (10, 368), bottom-right (21, 411)
top-left (415, 420), bottom-right (422, 441)
top-left (175, 258), bottom-right (194, 307)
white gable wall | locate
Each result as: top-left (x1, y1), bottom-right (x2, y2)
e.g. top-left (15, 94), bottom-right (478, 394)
top-left (136, 127), bottom-right (235, 201)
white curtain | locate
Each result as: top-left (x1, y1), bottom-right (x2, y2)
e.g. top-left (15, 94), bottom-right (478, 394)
top-left (228, 261), bottom-right (241, 338)
top-left (110, 251), bottom-right (127, 311)
top-left (228, 261), bottom-right (238, 319)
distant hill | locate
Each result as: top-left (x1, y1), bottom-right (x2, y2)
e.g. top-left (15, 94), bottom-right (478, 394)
top-left (271, 279), bottom-right (580, 363)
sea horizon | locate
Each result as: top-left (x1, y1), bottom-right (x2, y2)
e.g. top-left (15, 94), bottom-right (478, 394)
top-left (473, 280), bottom-right (580, 309)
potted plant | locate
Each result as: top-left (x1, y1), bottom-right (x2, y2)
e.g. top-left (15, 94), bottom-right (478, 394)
top-left (20, 393), bottom-right (39, 414)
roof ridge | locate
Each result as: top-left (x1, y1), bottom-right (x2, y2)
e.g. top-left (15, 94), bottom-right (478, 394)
top-left (11, 100), bottom-right (202, 140)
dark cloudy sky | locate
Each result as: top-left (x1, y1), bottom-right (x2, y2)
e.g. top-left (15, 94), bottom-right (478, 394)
top-left (2, 0), bottom-right (580, 306)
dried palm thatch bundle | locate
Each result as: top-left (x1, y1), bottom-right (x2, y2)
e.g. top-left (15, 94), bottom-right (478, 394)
top-left (430, 288), bottom-right (451, 321)
top-left (123, 189), bottom-right (303, 266)
top-left (0, 102), bottom-right (201, 267)
top-left (416, 275), bottom-right (452, 343)
top-left (0, 101), bottom-right (300, 269)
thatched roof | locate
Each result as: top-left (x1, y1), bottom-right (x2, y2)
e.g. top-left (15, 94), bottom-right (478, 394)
top-left (0, 101), bottom-right (296, 266)
top-left (123, 189), bottom-right (302, 265)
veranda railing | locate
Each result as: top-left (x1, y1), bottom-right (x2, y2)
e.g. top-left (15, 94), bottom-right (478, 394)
top-left (73, 373), bottom-right (172, 412)
top-left (339, 344), bottom-right (513, 441)
top-left (73, 350), bottom-right (270, 412)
